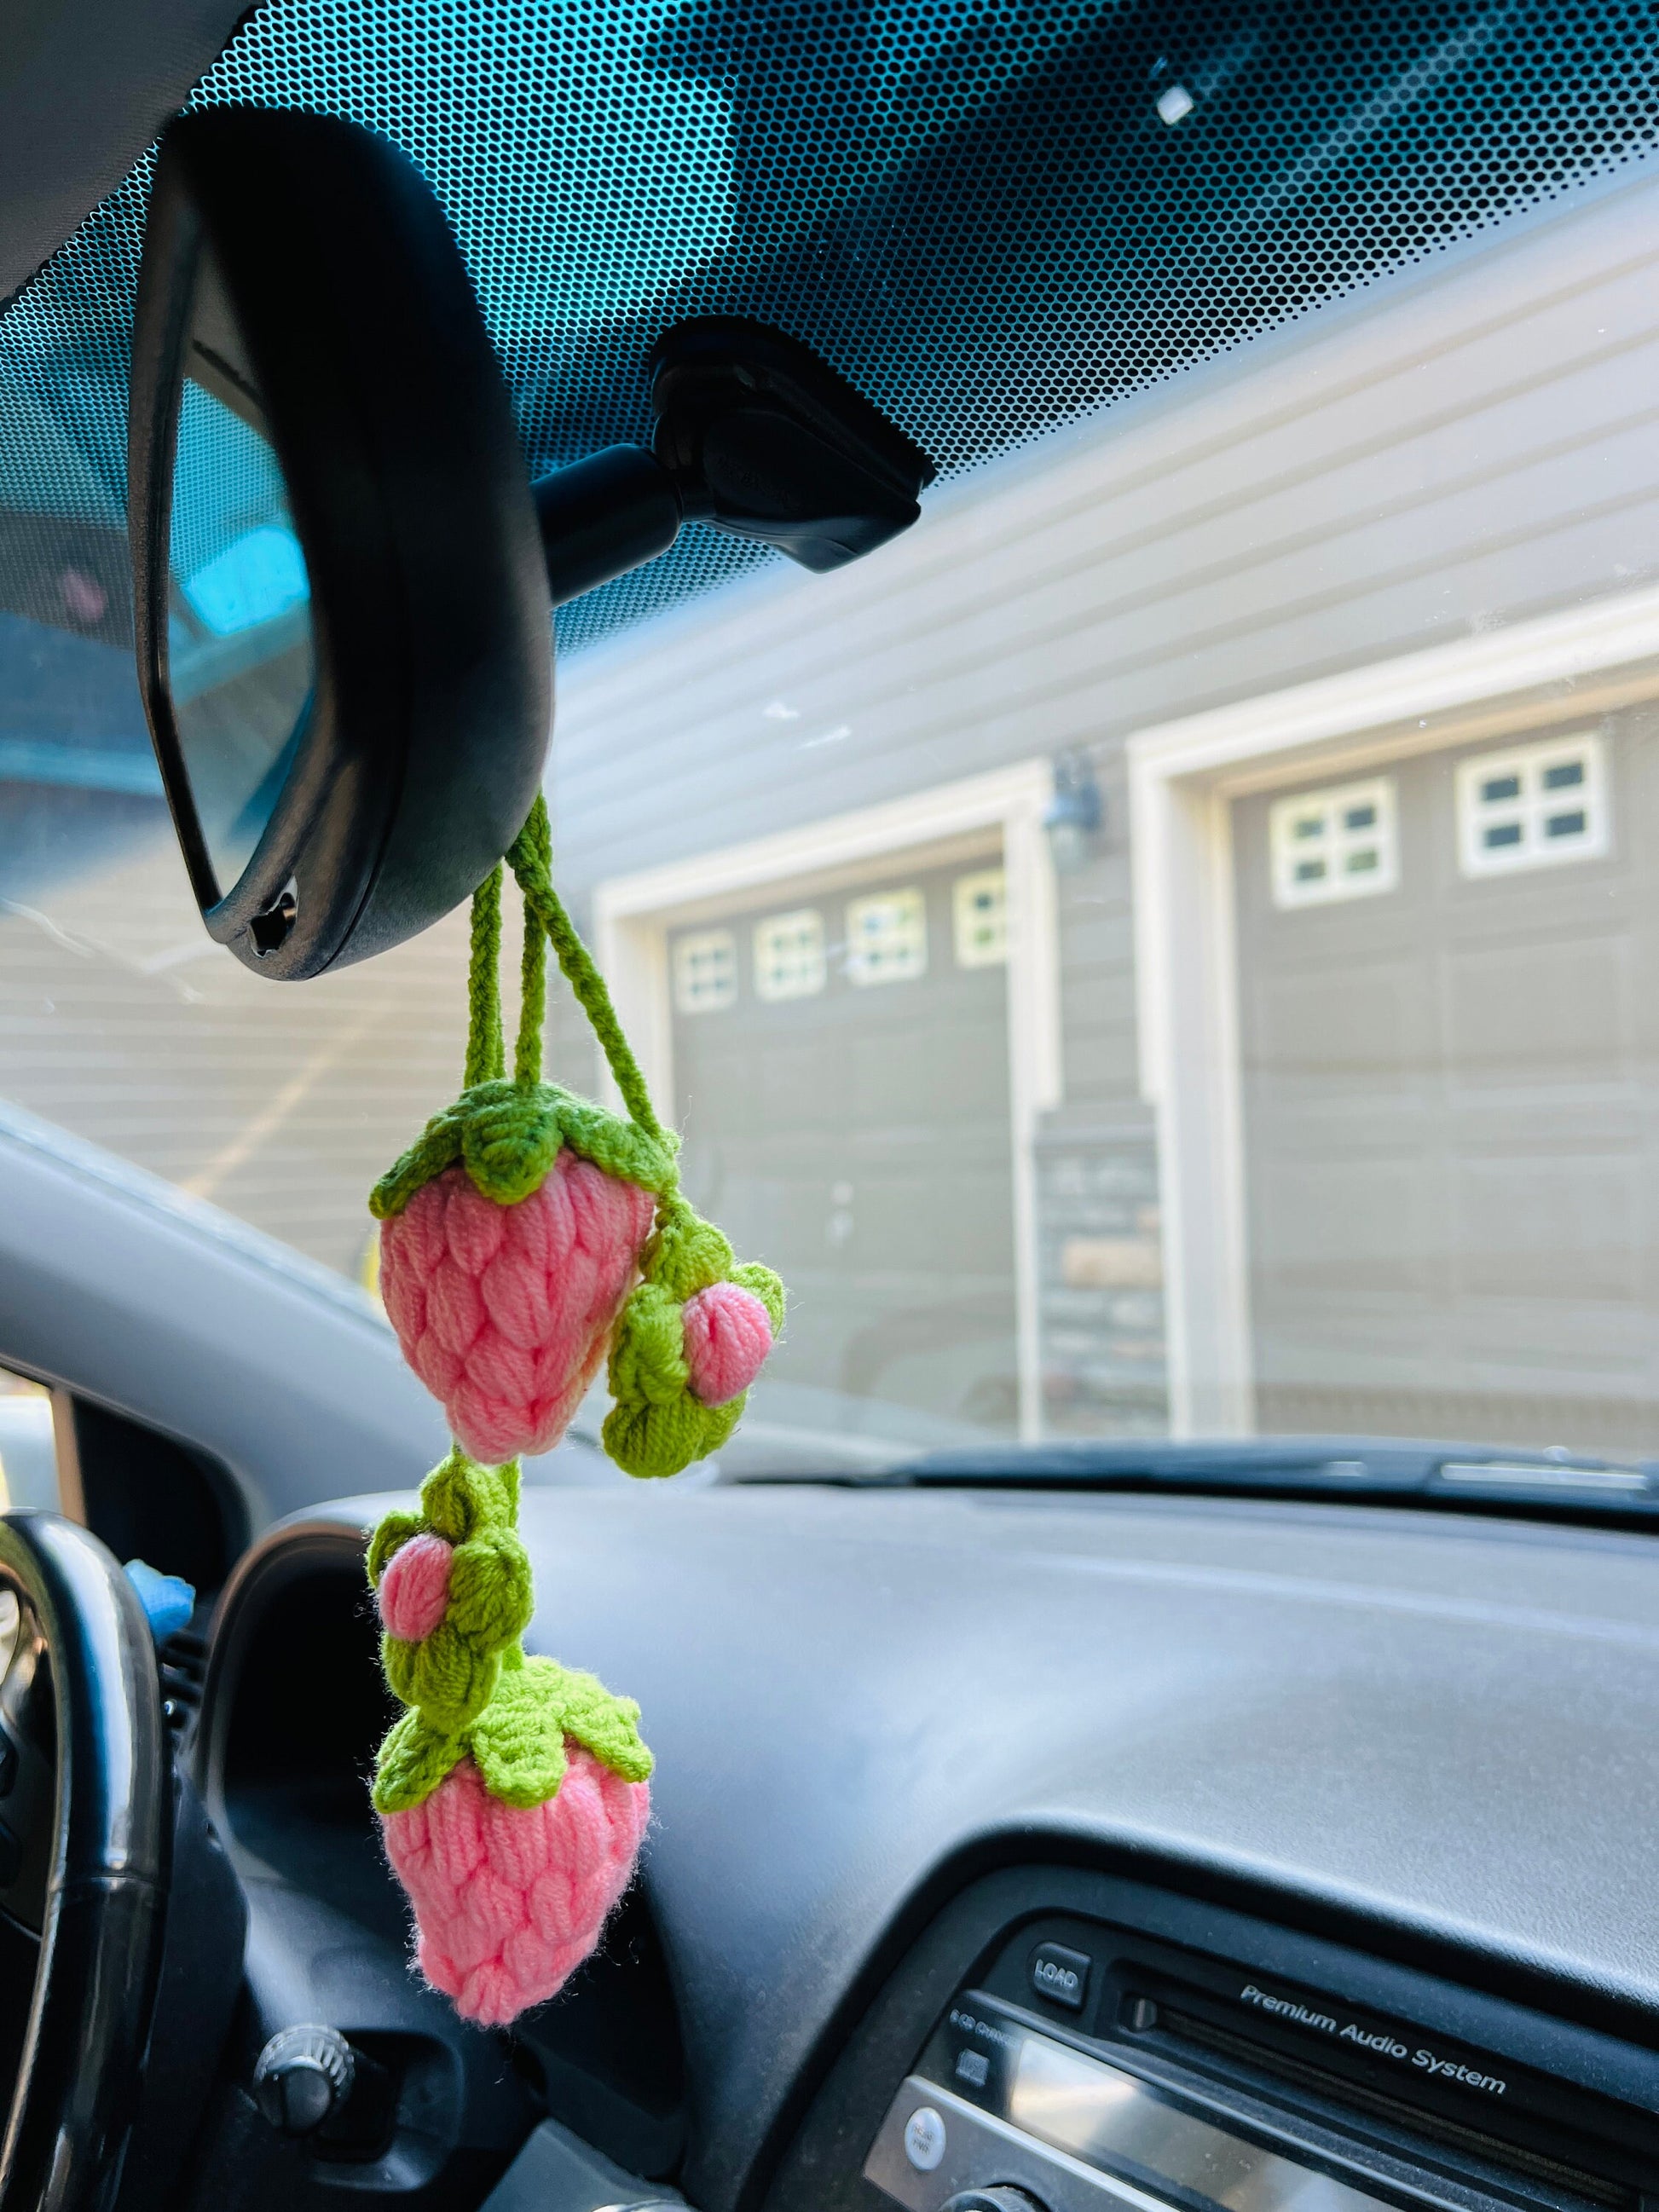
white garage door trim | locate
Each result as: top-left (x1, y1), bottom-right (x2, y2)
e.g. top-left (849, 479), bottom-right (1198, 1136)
top-left (1127, 580), bottom-right (1659, 1438)
top-left (592, 759), bottom-right (1063, 1440)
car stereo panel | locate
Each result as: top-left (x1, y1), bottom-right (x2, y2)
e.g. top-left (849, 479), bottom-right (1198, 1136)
top-left (861, 1909), bottom-right (1659, 2212)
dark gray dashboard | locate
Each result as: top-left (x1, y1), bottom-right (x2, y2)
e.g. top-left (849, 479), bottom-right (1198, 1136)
top-left (268, 1481), bottom-right (1659, 2209)
top-left (10, 1101), bottom-right (1658, 2209)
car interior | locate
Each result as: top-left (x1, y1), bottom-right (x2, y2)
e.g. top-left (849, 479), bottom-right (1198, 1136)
top-left (3, 4), bottom-right (1659, 2212)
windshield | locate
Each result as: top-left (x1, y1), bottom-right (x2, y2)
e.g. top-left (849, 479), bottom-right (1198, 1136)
top-left (3, 0), bottom-right (1658, 1477)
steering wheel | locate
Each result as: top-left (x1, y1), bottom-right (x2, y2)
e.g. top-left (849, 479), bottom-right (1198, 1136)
top-left (0, 1513), bottom-right (169, 2212)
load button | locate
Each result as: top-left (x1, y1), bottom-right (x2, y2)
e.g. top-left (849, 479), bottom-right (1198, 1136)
top-left (1029, 1940), bottom-right (1092, 2013)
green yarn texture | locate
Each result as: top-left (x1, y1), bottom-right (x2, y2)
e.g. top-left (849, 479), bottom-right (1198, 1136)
top-left (368, 794), bottom-right (788, 1485)
top-left (369, 1078), bottom-right (679, 1219)
top-left (604, 1200), bottom-right (785, 1478)
top-left (368, 1447), bottom-right (653, 1815)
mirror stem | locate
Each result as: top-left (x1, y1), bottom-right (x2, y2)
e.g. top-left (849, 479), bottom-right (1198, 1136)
top-left (532, 446), bottom-right (681, 609)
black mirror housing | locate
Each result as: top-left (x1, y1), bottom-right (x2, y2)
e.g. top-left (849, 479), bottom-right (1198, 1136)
top-left (129, 106), bottom-right (553, 979)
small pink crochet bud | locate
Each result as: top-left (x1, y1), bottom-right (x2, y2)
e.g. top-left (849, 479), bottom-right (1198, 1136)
top-left (682, 1279), bottom-right (774, 1406)
top-left (381, 1750), bottom-right (650, 2025)
top-left (380, 1157), bottom-right (655, 1464)
top-left (377, 1533), bottom-right (454, 1643)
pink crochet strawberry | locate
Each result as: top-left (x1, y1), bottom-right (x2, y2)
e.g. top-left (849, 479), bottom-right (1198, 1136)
top-left (380, 1155), bottom-right (655, 1464)
top-left (368, 1452), bottom-right (652, 2024)
top-left (384, 1747), bottom-right (649, 2025)
top-left (365, 798), bottom-right (785, 2026)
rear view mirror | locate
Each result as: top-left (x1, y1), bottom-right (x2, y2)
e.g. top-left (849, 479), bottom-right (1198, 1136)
top-left (129, 106), bottom-right (553, 978)
top-left (130, 107), bottom-right (934, 979)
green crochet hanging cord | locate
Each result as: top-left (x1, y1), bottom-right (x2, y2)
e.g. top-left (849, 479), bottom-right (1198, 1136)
top-left (371, 795), bottom-right (785, 1479)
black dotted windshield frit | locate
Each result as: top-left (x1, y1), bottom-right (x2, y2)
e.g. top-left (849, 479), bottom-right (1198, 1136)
top-left (1, 0), bottom-right (1655, 658)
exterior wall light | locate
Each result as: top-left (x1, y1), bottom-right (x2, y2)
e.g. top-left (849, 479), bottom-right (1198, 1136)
top-left (1043, 751), bottom-right (1103, 875)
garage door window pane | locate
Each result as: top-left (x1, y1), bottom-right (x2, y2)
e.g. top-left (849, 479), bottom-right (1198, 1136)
top-left (754, 909), bottom-right (826, 1001)
top-left (953, 869), bottom-right (1009, 967)
top-left (673, 928), bottom-right (738, 1014)
top-left (1269, 777), bottom-right (1399, 909)
top-left (1456, 732), bottom-right (1608, 876)
top-left (847, 889), bottom-right (928, 985)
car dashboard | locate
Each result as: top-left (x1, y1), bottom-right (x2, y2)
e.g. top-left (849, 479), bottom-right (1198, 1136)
top-left (183, 1481), bottom-right (1659, 2212)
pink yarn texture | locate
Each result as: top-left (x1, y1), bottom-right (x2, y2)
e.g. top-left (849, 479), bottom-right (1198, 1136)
top-left (682, 1280), bottom-right (774, 1406)
top-left (380, 1157), bottom-right (655, 1464)
top-left (377, 1533), bottom-right (454, 1643)
top-left (381, 1748), bottom-right (650, 2024)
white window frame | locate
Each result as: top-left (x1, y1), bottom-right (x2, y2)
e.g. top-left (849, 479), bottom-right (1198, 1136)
top-left (1455, 730), bottom-right (1609, 877)
top-left (753, 908), bottom-right (826, 1002)
top-left (953, 867), bottom-right (1009, 966)
top-left (845, 887), bottom-right (928, 986)
top-left (1268, 776), bottom-right (1398, 909)
top-left (671, 927), bottom-right (737, 1014)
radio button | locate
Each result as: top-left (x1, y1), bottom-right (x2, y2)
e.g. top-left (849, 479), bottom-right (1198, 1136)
top-left (903, 2105), bottom-right (947, 2171)
top-left (1029, 1941), bottom-right (1091, 2013)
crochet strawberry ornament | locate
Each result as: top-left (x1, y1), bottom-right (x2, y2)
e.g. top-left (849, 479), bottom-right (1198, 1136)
top-left (365, 799), bottom-right (783, 2024)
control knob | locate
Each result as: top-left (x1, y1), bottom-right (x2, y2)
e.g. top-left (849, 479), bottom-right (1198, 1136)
top-left (252, 2023), bottom-right (356, 2135)
top-left (940, 2192), bottom-right (1048, 2212)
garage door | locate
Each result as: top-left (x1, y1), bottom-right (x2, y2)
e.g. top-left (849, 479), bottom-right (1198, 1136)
top-left (667, 852), bottom-right (1017, 1441)
top-left (1234, 705), bottom-right (1659, 1457)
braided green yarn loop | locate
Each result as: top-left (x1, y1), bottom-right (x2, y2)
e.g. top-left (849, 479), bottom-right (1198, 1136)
top-left (367, 1448), bottom-right (653, 1814)
top-left (464, 865), bottom-right (506, 1089)
top-left (511, 798), bottom-right (551, 1089)
top-left (506, 800), bottom-right (662, 1141)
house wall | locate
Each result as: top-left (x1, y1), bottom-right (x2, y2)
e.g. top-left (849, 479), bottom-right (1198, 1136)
top-left (550, 159), bottom-right (1659, 1434)
top-left (553, 162), bottom-right (1659, 926)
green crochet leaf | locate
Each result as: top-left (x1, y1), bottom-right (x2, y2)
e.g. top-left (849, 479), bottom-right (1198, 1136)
top-left (371, 1079), bottom-right (680, 1217)
top-left (642, 1201), bottom-right (734, 1302)
top-left (470, 1657), bottom-right (654, 1806)
top-left (731, 1261), bottom-right (786, 1335)
top-left (460, 1085), bottom-right (567, 1206)
top-left (379, 1658), bottom-right (655, 1814)
top-left (447, 1528), bottom-right (534, 1649)
top-left (373, 1706), bottom-right (465, 1814)
top-left (366, 1509), bottom-right (424, 1586)
top-left (383, 1619), bottom-right (501, 1736)
top-left (554, 1091), bottom-right (681, 1197)
top-left (552, 1660), bottom-right (655, 1783)
top-left (610, 1281), bottom-right (690, 1407)
top-left (420, 1450), bottom-right (519, 1545)
top-left (367, 1106), bottom-right (465, 1219)
top-left (467, 1657), bottom-right (569, 1807)
top-left (603, 1389), bottom-right (744, 1481)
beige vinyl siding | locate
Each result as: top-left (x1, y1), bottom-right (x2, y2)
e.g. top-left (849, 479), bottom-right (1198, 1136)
top-left (0, 839), bottom-right (471, 1274)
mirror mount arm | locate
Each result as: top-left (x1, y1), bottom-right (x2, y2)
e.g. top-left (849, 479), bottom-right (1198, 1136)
top-left (532, 446), bottom-right (682, 609)
top-left (529, 315), bottom-right (937, 611)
